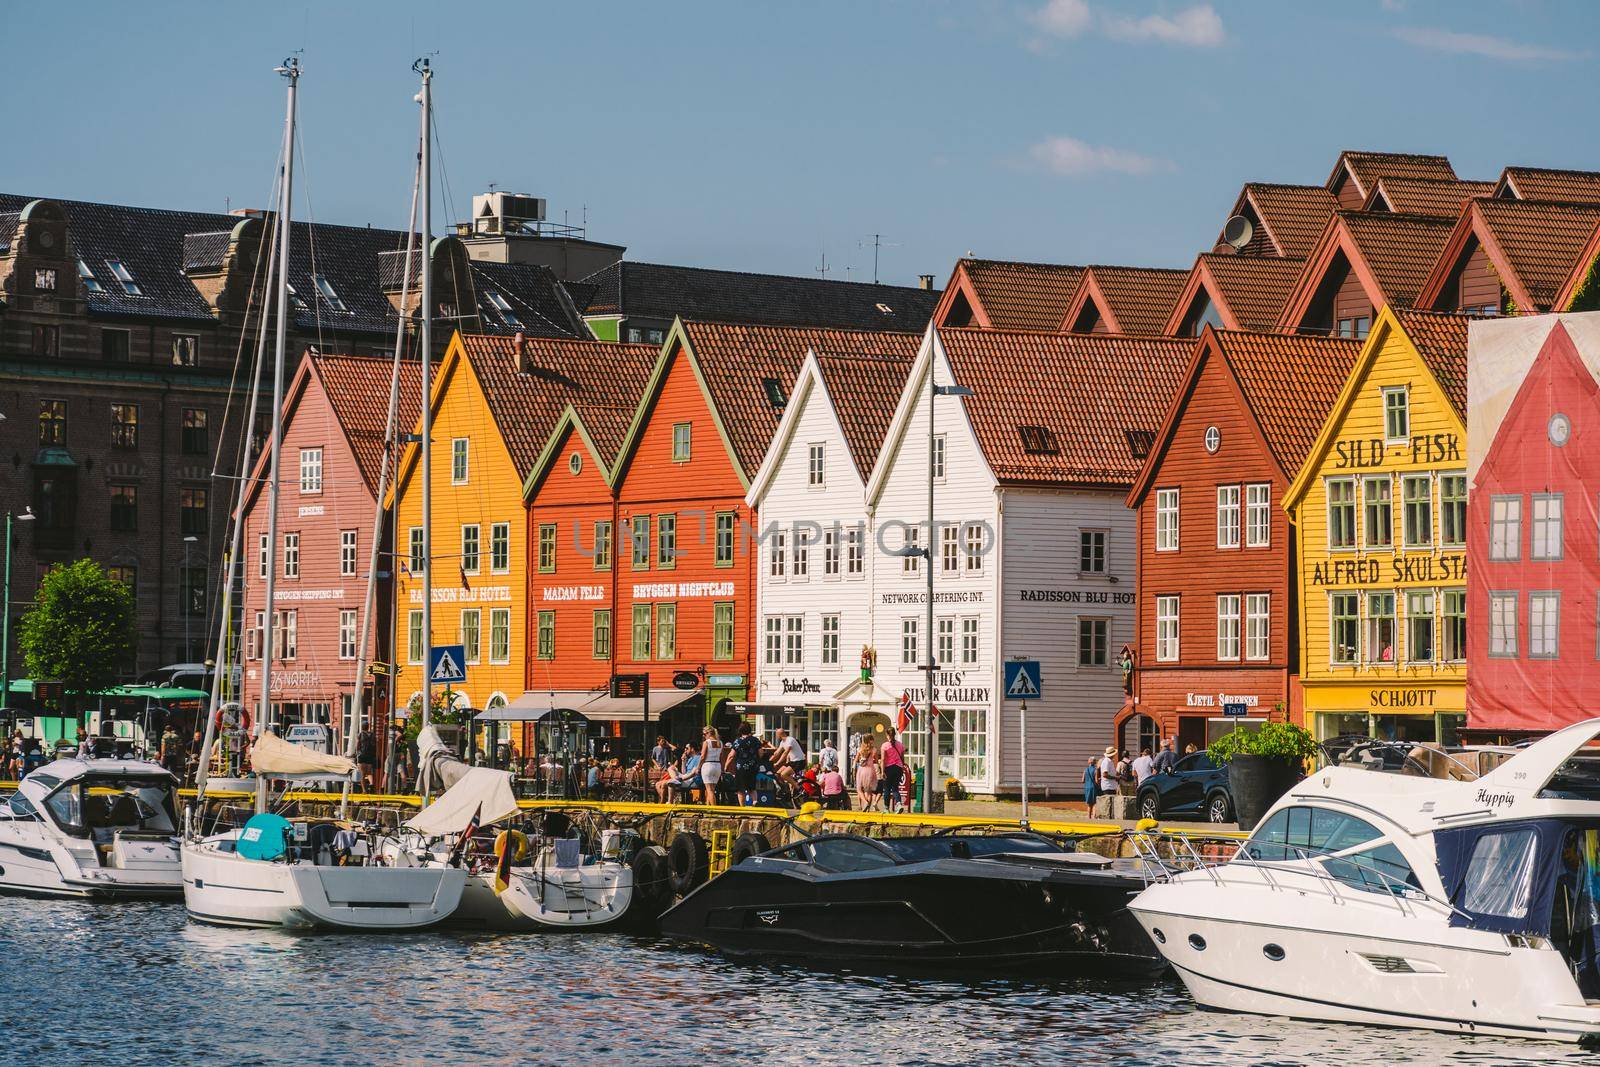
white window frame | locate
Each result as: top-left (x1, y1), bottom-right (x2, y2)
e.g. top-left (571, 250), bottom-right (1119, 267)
top-left (783, 614), bottom-right (803, 666)
top-left (937, 617), bottom-right (955, 667)
top-left (1155, 596), bottom-right (1179, 662)
top-left (489, 607), bottom-right (511, 664)
top-left (822, 527), bottom-right (839, 578)
top-left (1364, 590), bottom-right (1397, 665)
top-left (409, 526), bottom-right (425, 574)
top-left (961, 617), bottom-right (979, 665)
top-left (807, 443), bottom-right (825, 487)
top-left (408, 610), bottom-right (424, 664)
top-left (461, 608), bottom-right (482, 665)
top-left (903, 526), bottom-right (921, 575)
top-left (258, 533), bottom-right (268, 579)
top-left (846, 526), bottom-right (864, 577)
top-left (763, 616), bottom-right (783, 666)
top-left (931, 434), bottom-right (946, 482)
top-left (340, 529), bottom-right (358, 577)
top-left (490, 522), bottom-right (511, 574)
top-left (1079, 529), bottom-right (1107, 574)
top-left (1362, 475), bottom-right (1393, 550)
top-left (1489, 495), bottom-right (1522, 561)
top-left (282, 532), bottom-right (299, 579)
top-left (1216, 594), bottom-right (1241, 661)
top-left (461, 523), bottom-right (481, 575)
top-left (671, 422), bottom-right (692, 463)
top-left (769, 530), bottom-right (787, 580)
top-left (963, 523), bottom-right (983, 573)
top-left (1330, 591), bottom-right (1359, 665)
top-left (1405, 589), bottom-right (1436, 665)
top-left (1531, 493), bottom-right (1563, 562)
top-left (338, 609), bottom-right (358, 660)
top-left (941, 524), bottom-right (959, 574)
top-left (1245, 483), bottom-right (1271, 548)
top-left (451, 438), bottom-right (469, 484)
top-left (298, 448), bottom-right (323, 494)
top-left (821, 614), bottom-right (840, 665)
top-left (1529, 591), bottom-right (1560, 659)
top-left (1155, 489), bottom-right (1179, 552)
top-left (1382, 385), bottom-right (1409, 444)
top-left (1216, 485), bottom-right (1241, 549)
top-left (901, 617), bottom-right (919, 666)
top-left (1245, 593), bottom-right (1269, 661)
top-left (1402, 473), bottom-right (1434, 549)
top-left (1078, 616), bottom-right (1110, 668)
top-left (1488, 591), bottom-right (1518, 658)
top-left (1327, 476), bottom-right (1357, 551)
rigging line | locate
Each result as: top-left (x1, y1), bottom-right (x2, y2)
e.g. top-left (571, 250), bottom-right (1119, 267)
top-left (428, 105), bottom-right (473, 331)
top-left (294, 118), bottom-right (330, 360)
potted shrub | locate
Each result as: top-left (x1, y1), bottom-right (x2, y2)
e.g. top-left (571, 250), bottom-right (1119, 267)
top-left (1208, 721), bottom-right (1321, 830)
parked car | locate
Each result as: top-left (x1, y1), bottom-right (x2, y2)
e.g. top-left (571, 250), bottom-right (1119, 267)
top-left (1136, 751), bottom-right (1234, 823)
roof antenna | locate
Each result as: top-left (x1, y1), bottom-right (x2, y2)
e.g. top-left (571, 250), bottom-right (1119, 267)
top-left (815, 252), bottom-right (829, 278)
top-left (858, 233), bottom-right (901, 284)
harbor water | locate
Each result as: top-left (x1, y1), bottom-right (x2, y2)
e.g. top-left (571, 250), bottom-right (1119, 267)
top-left (1, 896), bottom-right (1592, 1066)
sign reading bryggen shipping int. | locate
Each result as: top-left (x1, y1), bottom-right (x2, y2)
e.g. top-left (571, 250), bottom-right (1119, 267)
top-left (1285, 308), bottom-right (1472, 746)
top-left (1467, 313), bottom-right (1600, 737)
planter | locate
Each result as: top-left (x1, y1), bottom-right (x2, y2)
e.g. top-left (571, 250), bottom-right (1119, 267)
top-left (1229, 754), bottom-right (1302, 831)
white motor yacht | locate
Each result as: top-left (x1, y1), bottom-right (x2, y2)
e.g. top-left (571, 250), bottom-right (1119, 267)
top-left (0, 758), bottom-right (182, 898)
top-left (1130, 720), bottom-right (1600, 1044)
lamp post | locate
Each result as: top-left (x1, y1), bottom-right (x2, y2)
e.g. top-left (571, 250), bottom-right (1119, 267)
top-left (1, 508), bottom-right (37, 711)
top-left (182, 535), bottom-right (198, 664)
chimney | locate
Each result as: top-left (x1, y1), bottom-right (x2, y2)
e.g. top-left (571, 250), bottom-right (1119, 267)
top-left (918, 274), bottom-right (935, 290)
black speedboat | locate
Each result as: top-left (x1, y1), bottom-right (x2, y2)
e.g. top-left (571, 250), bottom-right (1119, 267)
top-left (658, 831), bottom-right (1164, 974)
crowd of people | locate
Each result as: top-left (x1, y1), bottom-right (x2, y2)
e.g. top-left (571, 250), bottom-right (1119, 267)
top-left (1083, 737), bottom-right (1196, 806)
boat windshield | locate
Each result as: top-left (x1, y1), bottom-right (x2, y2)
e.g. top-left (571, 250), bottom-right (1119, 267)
top-left (1241, 804), bottom-right (1422, 895)
top-left (881, 834), bottom-right (1066, 864)
top-left (44, 776), bottom-right (177, 837)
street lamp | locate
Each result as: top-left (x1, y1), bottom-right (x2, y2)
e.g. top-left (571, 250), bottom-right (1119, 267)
top-left (1, 507), bottom-right (37, 711)
top-left (183, 536), bottom-right (199, 664)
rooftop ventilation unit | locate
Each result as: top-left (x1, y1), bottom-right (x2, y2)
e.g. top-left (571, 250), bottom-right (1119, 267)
top-left (472, 191), bottom-right (548, 234)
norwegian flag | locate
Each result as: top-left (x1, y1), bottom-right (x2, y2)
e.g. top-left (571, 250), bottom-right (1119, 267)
top-left (447, 802), bottom-right (483, 868)
top-left (896, 691), bottom-right (914, 733)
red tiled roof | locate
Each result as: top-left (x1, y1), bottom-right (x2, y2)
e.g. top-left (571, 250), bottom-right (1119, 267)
top-left (1239, 184), bottom-right (1337, 258)
top-left (1333, 152), bottom-right (1457, 199)
top-left (957, 259), bottom-right (1085, 331)
top-left (1077, 265), bottom-right (1190, 335)
top-left (312, 354), bottom-right (423, 494)
top-left (1391, 309), bottom-right (1472, 420)
top-left (457, 335), bottom-right (657, 476)
top-left (1472, 198), bottom-right (1600, 312)
top-left (1339, 210), bottom-right (1459, 308)
top-left (1497, 167), bottom-right (1600, 204)
top-left (813, 351), bottom-right (913, 477)
top-left (678, 322), bottom-right (922, 479)
top-left (937, 328), bottom-right (1192, 486)
top-left (1368, 177), bottom-right (1494, 217)
top-left (1198, 255), bottom-right (1306, 332)
top-left (1212, 331), bottom-right (1363, 474)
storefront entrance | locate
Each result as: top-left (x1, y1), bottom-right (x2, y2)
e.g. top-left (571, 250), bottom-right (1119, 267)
top-left (1314, 711), bottom-right (1466, 746)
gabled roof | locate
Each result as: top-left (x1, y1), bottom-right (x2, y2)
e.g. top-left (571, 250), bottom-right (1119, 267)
top-left (1164, 254), bottom-right (1306, 334)
top-left (931, 258), bottom-right (1085, 331)
top-left (578, 260), bottom-right (940, 332)
top-left (745, 347), bottom-right (912, 504)
top-left (1494, 167), bottom-right (1600, 204)
top-left (1062, 265), bottom-right (1189, 336)
top-left (1476, 322), bottom-right (1594, 488)
top-left (1283, 307), bottom-right (1468, 509)
top-left (1130, 328), bottom-right (1361, 506)
top-left (1277, 211), bottom-right (1457, 331)
top-left (1224, 184), bottom-right (1337, 258)
top-left (617, 320), bottom-right (922, 491)
top-left (1364, 177), bottom-right (1495, 217)
top-left (924, 328), bottom-right (1193, 488)
top-left (1416, 198), bottom-right (1600, 314)
top-left (312, 354), bottom-right (424, 494)
top-left (1327, 152), bottom-right (1457, 202)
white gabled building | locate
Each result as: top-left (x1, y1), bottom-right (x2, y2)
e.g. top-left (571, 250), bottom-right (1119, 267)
top-left (744, 342), bottom-right (917, 755)
top-left (862, 326), bottom-right (1192, 797)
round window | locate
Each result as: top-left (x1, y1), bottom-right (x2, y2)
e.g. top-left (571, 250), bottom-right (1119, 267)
top-left (569, 451), bottom-right (583, 475)
top-left (1204, 426), bottom-right (1221, 454)
top-left (1263, 943), bottom-right (1285, 961)
top-left (1550, 413), bottom-right (1572, 447)
top-left (1151, 927), bottom-right (1166, 945)
top-left (1188, 933), bottom-right (1207, 951)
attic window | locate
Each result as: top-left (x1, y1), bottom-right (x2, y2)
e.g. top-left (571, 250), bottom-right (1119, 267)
top-left (285, 281), bottom-right (308, 310)
top-left (77, 259), bottom-right (102, 293)
top-left (314, 273), bottom-right (349, 313)
top-left (1126, 429), bottom-right (1155, 460)
top-left (485, 290), bottom-right (522, 328)
top-left (1018, 425), bottom-right (1059, 455)
top-left (875, 302), bottom-right (893, 314)
top-left (105, 259), bottom-right (142, 296)
top-left (762, 378), bottom-right (787, 408)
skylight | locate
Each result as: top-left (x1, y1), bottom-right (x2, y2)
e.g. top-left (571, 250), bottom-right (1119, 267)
top-left (1018, 425), bottom-right (1060, 455)
top-left (314, 273), bottom-right (349, 312)
top-left (875, 302), bottom-right (893, 314)
top-left (762, 378), bottom-right (787, 408)
top-left (105, 259), bottom-right (142, 296)
top-left (77, 259), bottom-right (103, 293)
top-left (485, 289), bottom-right (522, 327)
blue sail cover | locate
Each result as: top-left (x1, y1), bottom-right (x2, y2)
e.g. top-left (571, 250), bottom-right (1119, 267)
top-left (236, 813), bottom-right (293, 861)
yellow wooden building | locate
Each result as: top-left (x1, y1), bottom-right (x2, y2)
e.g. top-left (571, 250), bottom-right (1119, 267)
top-left (391, 333), bottom-right (531, 730)
top-left (1282, 307), bottom-right (1472, 745)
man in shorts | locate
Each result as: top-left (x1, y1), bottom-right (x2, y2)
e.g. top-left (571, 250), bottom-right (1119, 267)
top-left (730, 722), bottom-right (764, 806)
top-left (773, 728), bottom-right (808, 788)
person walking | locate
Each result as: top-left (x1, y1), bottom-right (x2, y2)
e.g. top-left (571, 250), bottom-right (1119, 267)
top-left (730, 722), bottom-right (764, 807)
top-left (820, 763), bottom-right (847, 810)
top-left (1132, 747), bottom-right (1156, 786)
top-left (854, 736), bottom-right (880, 812)
top-left (879, 727), bottom-right (907, 813)
top-left (1153, 737), bottom-right (1178, 776)
top-left (1082, 756), bottom-right (1099, 811)
top-left (699, 726), bottom-right (724, 806)
top-left (818, 737), bottom-right (839, 774)
top-left (1097, 746), bottom-right (1120, 797)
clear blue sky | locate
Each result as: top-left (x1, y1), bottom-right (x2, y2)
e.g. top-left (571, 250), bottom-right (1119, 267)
top-left (7, 1), bottom-right (1597, 287)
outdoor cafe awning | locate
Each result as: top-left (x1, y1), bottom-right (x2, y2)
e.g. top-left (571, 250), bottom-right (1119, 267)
top-left (581, 688), bottom-right (701, 723)
top-left (475, 690), bottom-right (599, 722)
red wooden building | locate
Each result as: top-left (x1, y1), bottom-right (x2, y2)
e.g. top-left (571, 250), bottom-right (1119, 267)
top-left (240, 353), bottom-right (420, 746)
top-left (1468, 320), bottom-right (1600, 734)
top-left (1123, 328), bottom-right (1361, 751)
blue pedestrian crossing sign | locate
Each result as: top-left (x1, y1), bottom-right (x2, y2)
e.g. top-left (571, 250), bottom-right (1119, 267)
top-left (429, 645), bottom-right (467, 683)
top-left (1004, 660), bottom-right (1041, 700)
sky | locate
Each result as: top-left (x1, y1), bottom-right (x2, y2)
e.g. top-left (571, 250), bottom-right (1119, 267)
top-left (6, 1), bottom-right (1599, 289)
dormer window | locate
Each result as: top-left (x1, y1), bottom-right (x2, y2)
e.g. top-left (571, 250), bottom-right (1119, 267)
top-left (1126, 429), bottom-right (1155, 460)
top-left (34, 268), bottom-right (57, 292)
top-left (77, 260), bottom-right (103, 293)
top-left (1018, 425), bottom-right (1059, 455)
top-left (762, 378), bottom-right (787, 408)
top-left (484, 290), bottom-right (521, 328)
top-left (314, 273), bottom-right (349, 312)
top-left (875, 302), bottom-right (893, 314)
top-left (285, 281), bottom-right (308, 310)
top-left (105, 259), bottom-right (142, 296)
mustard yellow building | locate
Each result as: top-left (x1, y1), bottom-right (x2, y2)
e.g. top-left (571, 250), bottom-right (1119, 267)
top-left (1282, 307), bottom-right (1472, 745)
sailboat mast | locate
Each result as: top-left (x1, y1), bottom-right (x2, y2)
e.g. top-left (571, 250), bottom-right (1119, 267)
top-left (257, 56), bottom-right (299, 815)
top-left (418, 58), bottom-right (434, 737)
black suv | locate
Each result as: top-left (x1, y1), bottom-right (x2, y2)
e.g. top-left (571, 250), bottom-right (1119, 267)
top-left (1136, 751), bottom-right (1234, 823)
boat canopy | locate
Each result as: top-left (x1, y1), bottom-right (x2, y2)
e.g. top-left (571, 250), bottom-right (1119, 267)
top-left (249, 731), bottom-right (356, 778)
top-left (405, 767), bottom-right (520, 837)
top-left (1436, 818), bottom-right (1600, 939)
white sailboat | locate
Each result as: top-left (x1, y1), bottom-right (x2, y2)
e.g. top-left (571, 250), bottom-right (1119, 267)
top-left (180, 58), bottom-right (464, 931)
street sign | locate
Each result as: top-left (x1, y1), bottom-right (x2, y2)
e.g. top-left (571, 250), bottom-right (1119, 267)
top-left (428, 645), bottom-right (466, 684)
top-left (611, 673), bottom-right (648, 700)
top-left (367, 662), bottom-right (391, 677)
top-left (671, 671), bottom-right (700, 691)
top-left (1222, 702), bottom-right (1249, 717)
top-left (1003, 660), bottom-right (1041, 700)
top-left (706, 673), bottom-right (745, 687)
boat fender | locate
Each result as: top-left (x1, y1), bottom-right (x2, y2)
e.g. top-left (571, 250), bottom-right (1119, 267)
top-left (631, 844), bottom-right (671, 913)
top-left (728, 831), bottom-right (772, 867)
top-left (667, 831), bottom-right (710, 896)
